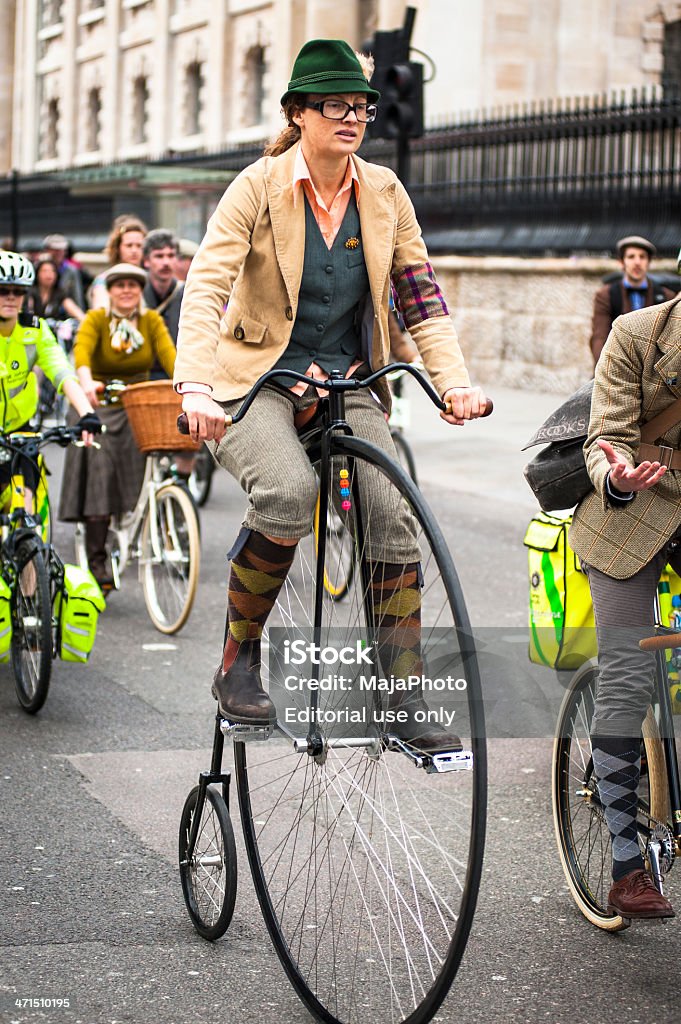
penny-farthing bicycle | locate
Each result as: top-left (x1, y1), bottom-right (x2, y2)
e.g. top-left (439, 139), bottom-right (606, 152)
top-left (178, 364), bottom-right (489, 1024)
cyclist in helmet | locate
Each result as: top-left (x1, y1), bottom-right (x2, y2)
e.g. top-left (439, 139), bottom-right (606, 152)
top-left (0, 251), bottom-right (100, 514)
top-left (568, 245), bottom-right (681, 920)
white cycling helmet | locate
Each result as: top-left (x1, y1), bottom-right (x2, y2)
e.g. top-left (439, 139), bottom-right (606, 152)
top-left (677, 247), bottom-right (681, 274)
top-left (0, 250), bottom-right (35, 288)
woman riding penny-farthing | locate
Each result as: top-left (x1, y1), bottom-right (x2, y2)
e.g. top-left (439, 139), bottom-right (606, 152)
top-left (176, 39), bottom-right (489, 1024)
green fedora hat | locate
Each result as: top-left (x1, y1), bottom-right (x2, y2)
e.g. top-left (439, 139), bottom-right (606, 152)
top-left (281, 39), bottom-right (380, 105)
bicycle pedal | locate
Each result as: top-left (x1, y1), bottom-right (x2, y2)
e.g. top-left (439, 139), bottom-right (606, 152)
top-left (425, 750), bottom-right (474, 774)
top-left (219, 719), bottom-right (274, 742)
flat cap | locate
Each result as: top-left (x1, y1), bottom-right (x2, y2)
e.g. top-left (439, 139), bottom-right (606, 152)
top-left (42, 233), bottom-right (69, 250)
top-left (177, 238), bottom-right (199, 259)
top-left (616, 235), bottom-right (656, 259)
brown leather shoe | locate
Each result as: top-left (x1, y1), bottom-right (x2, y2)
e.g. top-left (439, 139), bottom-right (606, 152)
top-left (211, 638), bottom-right (276, 726)
top-left (607, 869), bottom-right (675, 920)
top-left (388, 693), bottom-right (463, 754)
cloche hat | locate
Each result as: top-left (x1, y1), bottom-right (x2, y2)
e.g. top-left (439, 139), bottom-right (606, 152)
top-left (104, 263), bottom-right (147, 288)
top-left (281, 39), bottom-right (379, 105)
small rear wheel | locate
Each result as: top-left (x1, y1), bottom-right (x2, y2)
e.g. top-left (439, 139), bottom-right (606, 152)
top-left (140, 483), bottom-right (200, 633)
top-left (179, 785), bottom-right (237, 940)
top-left (11, 540), bottom-right (52, 714)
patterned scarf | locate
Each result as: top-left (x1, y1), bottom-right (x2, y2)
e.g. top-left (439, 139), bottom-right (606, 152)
top-left (109, 308), bottom-right (144, 354)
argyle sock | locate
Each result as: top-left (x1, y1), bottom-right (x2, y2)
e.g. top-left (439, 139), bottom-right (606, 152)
top-left (369, 562), bottom-right (422, 681)
top-left (592, 736), bottom-right (645, 881)
top-left (222, 532), bottom-right (297, 674)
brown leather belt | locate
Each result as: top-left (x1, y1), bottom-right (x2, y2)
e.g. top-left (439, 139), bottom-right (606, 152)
top-left (636, 443), bottom-right (681, 470)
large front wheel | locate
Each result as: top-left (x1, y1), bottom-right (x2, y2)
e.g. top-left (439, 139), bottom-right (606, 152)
top-left (235, 434), bottom-right (487, 1024)
top-left (11, 539), bottom-right (52, 714)
top-left (140, 483), bottom-right (200, 634)
top-left (552, 662), bottom-right (669, 930)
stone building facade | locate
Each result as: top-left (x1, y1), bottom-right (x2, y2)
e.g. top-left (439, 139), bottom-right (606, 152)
top-left (7, 0), bottom-right (681, 174)
top-left (4, 1), bottom-right (681, 390)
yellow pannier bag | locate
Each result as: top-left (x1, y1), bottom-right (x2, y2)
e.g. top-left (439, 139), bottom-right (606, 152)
top-left (656, 567), bottom-right (681, 713)
top-left (55, 564), bottom-right (106, 663)
top-left (523, 511), bottom-right (596, 670)
top-left (0, 575), bottom-right (12, 663)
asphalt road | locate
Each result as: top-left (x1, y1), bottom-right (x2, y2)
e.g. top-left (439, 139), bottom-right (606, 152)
top-left (1, 383), bottom-right (679, 1024)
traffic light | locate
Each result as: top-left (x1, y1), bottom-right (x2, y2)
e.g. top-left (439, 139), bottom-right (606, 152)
top-left (371, 60), bottom-right (424, 140)
top-left (366, 8), bottom-right (424, 142)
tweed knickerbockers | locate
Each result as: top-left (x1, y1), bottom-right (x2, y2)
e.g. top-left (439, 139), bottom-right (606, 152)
top-left (210, 385), bottom-right (421, 564)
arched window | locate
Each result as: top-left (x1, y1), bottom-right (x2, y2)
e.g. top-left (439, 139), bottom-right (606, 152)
top-left (86, 87), bottom-right (102, 151)
top-left (42, 98), bottom-right (60, 159)
top-left (244, 46), bottom-right (266, 127)
top-left (185, 62), bottom-right (204, 135)
top-left (132, 76), bottom-right (149, 144)
top-left (663, 21), bottom-right (681, 95)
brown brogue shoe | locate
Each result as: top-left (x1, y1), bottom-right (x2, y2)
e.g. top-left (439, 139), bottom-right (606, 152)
top-left (211, 638), bottom-right (276, 726)
top-left (607, 869), bottom-right (675, 920)
top-left (387, 693), bottom-right (463, 754)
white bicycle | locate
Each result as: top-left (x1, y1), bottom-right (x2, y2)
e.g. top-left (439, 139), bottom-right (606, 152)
top-left (74, 381), bottom-right (200, 634)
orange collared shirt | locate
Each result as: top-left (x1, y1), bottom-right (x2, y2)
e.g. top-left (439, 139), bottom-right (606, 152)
top-left (293, 147), bottom-right (360, 250)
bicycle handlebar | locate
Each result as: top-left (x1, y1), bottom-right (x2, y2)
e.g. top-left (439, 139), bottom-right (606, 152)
top-left (0, 424), bottom-right (103, 459)
top-left (176, 363), bottom-right (493, 435)
top-left (639, 631), bottom-right (681, 651)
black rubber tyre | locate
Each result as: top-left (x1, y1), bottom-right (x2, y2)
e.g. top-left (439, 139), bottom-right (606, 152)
top-left (235, 433), bottom-right (487, 1024)
top-left (188, 445), bottom-right (215, 508)
top-left (11, 539), bottom-right (52, 714)
top-left (391, 429), bottom-right (418, 485)
top-left (179, 785), bottom-right (237, 941)
top-left (552, 662), bottom-right (668, 931)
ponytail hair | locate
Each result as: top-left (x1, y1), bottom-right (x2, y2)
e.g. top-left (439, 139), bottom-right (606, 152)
top-left (263, 96), bottom-right (306, 157)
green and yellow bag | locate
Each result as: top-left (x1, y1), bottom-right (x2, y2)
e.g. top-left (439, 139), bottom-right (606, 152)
top-left (0, 576), bottom-right (12, 663)
top-left (523, 511), bottom-right (596, 670)
top-left (54, 564), bottom-right (106, 663)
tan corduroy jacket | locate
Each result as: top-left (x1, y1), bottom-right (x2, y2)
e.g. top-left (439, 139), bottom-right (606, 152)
top-left (174, 143), bottom-right (469, 408)
top-left (570, 295), bottom-right (681, 578)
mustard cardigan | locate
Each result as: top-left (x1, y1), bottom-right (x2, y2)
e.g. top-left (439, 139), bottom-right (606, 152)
top-left (75, 308), bottom-right (176, 383)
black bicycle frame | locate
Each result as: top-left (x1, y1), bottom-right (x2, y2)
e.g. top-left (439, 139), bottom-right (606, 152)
top-left (184, 714), bottom-right (233, 861)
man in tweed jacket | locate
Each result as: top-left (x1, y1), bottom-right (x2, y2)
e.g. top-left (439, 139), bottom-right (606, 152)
top-left (569, 280), bottom-right (681, 920)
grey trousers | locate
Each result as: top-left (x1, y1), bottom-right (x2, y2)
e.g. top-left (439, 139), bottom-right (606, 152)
top-left (585, 543), bottom-right (675, 736)
top-left (210, 385), bottom-right (421, 563)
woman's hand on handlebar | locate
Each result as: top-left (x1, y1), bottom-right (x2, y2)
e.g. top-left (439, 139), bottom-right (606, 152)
top-left (75, 411), bottom-right (103, 448)
top-left (440, 386), bottom-right (489, 426)
top-left (181, 392), bottom-right (228, 443)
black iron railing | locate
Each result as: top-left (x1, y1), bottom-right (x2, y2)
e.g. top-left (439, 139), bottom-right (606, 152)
top-left (2, 89), bottom-right (680, 254)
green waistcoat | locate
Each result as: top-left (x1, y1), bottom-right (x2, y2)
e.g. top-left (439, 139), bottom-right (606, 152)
top-left (272, 193), bottom-right (369, 383)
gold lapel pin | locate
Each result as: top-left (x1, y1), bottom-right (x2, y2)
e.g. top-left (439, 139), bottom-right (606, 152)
top-left (345, 237), bottom-right (360, 250)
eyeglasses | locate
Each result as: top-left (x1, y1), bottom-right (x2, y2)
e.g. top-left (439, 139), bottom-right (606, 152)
top-left (0, 287), bottom-right (27, 298)
top-left (305, 99), bottom-right (377, 123)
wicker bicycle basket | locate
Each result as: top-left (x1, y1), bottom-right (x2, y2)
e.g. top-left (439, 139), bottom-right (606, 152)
top-left (121, 380), bottom-right (200, 453)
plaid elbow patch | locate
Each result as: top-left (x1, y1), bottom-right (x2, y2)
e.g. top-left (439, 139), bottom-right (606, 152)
top-left (393, 262), bottom-right (449, 328)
